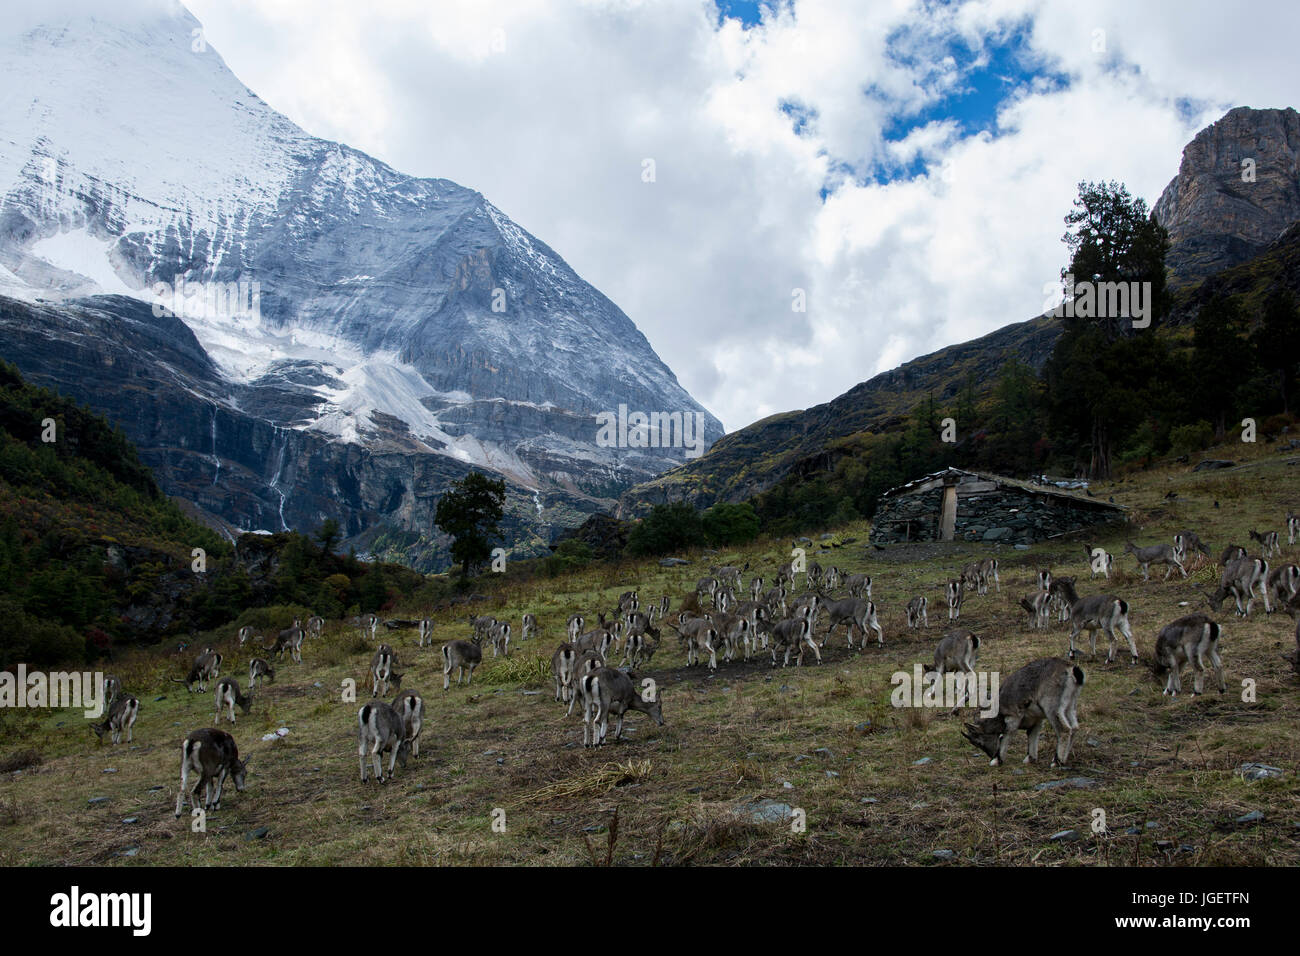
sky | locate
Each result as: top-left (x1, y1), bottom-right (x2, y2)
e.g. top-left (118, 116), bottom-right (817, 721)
top-left (182, 0), bottom-right (1300, 433)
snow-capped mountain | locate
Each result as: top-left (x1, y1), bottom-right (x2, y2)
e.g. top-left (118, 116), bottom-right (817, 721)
top-left (0, 0), bottom-right (722, 566)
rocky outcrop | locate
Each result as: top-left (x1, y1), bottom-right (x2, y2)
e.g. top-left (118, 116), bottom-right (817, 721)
top-left (1154, 107), bottom-right (1300, 288)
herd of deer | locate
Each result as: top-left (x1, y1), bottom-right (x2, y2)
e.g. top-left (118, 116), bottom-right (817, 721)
top-left (87, 510), bottom-right (1300, 812)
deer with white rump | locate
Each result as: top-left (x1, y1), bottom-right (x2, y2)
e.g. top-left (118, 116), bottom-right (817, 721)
top-left (962, 658), bottom-right (1084, 767)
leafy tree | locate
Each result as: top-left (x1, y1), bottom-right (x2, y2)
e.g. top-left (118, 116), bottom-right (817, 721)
top-left (702, 502), bottom-right (760, 545)
top-left (1253, 288), bottom-right (1300, 413)
top-left (314, 518), bottom-right (342, 556)
top-left (625, 502), bottom-right (706, 557)
top-left (1048, 181), bottom-right (1172, 477)
top-left (1193, 296), bottom-right (1253, 438)
top-left (434, 472), bottom-right (506, 576)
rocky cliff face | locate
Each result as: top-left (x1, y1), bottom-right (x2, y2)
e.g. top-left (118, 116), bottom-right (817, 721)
top-left (0, 2), bottom-right (721, 567)
top-left (1154, 107), bottom-right (1300, 288)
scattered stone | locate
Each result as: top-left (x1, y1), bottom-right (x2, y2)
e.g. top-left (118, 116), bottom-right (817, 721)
top-left (1180, 844), bottom-right (1196, 853)
top-left (825, 770), bottom-right (839, 779)
top-left (1124, 826), bottom-right (1141, 835)
top-left (147, 786), bottom-right (163, 792)
top-left (794, 754), bottom-right (813, 763)
top-left (1013, 544), bottom-right (1030, 551)
top-left (659, 558), bottom-right (690, 567)
top-left (245, 826), bottom-right (270, 841)
top-left (1193, 459), bottom-right (1235, 472)
top-left (741, 799), bottom-right (794, 824)
top-left (912, 757), bottom-right (933, 766)
top-left (1240, 763), bottom-right (1284, 781)
top-left (1236, 810), bottom-right (1264, 824)
top-left (687, 786), bottom-right (703, 794)
top-left (119, 847), bottom-right (139, 857)
top-left (522, 691), bottom-right (541, 696)
top-left (496, 758), bottom-right (505, 765)
top-left (1049, 829), bottom-right (1080, 843)
top-left (121, 817), bottom-right (138, 824)
top-left (814, 748), bottom-right (834, 758)
top-left (102, 768), bottom-right (118, 774)
top-left (1145, 821), bottom-right (1158, 829)
top-left (932, 849), bottom-right (955, 860)
top-left (854, 722), bottom-right (869, 732)
top-left (860, 797), bottom-right (878, 804)
top-left (1086, 738), bottom-right (1100, 748)
top-left (313, 682), bottom-right (323, 688)
top-left (88, 797), bottom-right (109, 805)
top-left (154, 696), bottom-right (167, 702)
top-left (1034, 777), bottom-right (1098, 791)
top-left (782, 781), bottom-right (794, 790)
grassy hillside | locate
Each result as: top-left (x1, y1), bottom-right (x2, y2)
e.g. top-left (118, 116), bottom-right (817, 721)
top-left (2, 439), bottom-right (1298, 865)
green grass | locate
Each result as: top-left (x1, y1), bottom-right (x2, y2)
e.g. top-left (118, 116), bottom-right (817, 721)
top-left (2, 439), bottom-right (1300, 865)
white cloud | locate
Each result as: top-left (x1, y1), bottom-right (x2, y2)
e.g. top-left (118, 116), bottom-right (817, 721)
top-left (185, 0), bottom-right (1300, 432)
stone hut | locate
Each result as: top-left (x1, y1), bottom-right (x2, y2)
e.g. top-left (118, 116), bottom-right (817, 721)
top-left (870, 467), bottom-right (1125, 545)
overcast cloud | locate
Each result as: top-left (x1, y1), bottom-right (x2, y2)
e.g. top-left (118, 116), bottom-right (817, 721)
top-left (184, 0), bottom-right (1300, 432)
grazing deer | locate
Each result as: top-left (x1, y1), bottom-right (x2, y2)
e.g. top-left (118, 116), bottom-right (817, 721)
top-left (357, 700), bottom-right (410, 783)
top-left (713, 587), bottom-right (735, 614)
top-left (696, 576), bottom-right (719, 599)
top-left (174, 728), bottom-right (249, 816)
top-left (770, 617), bottom-right (821, 667)
top-left (102, 674), bottom-right (123, 703)
top-left (521, 613), bottom-right (536, 642)
top-left (1267, 563), bottom-right (1300, 609)
top-left (906, 595), bottom-right (928, 629)
top-left (1153, 614), bottom-right (1225, 697)
top-left (469, 615), bottom-right (497, 641)
top-left (845, 573), bottom-right (872, 599)
top-left (568, 650), bottom-right (605, 717)
top-left (1220, 544), bottom-right (1248, 567)
top-left (392, 690), bottom-right (424, 758)
top-left (962, 658), bottom-right (1084, 767)
top-left (416, 618), bottom-right (435, 647)
top-left (91, 694), bottom-right (139, 745)
top-left (823, 566), bottom-right (842, 592)
top-left (1124, 541), bottom-right (1186, 581)
top-left (1249, 529), bottom-right (1281, 559)
top-left (806, 562), bottom-right (824, 591)
top-left (672, 616), bottom-right (720, 671)
top-left (268, 621), bottom-right (304, 663)
top-left (618, 590), bottom-right (641, 614)
top-left (1205, 557), bottom-right (1270, 616)
top-left (442, 634), bottom-right (483, 689)
top-left (946, 579), bottom-right (964, 620)
top-left (172, 649), bottom-right (222, 693)
top-left (579, 667), bottom-right (663, 747)
top-left (1084, 544), bottom-right (1113, 579)
top-left (763, 585), bottom-right (788, 619)
top-left (1018, 591), bottom-right (1052, 630)
top-left (1039, 568), bottom-right (1053, 592)
top-left (710, 611), bottom-right (752, 662)
top-left (1287, 511), bottom-right (1299, 547)
top-left (931, 629), bottom-right (980, 711)
top-left (551, 642), bottom-right (578, 704)
top-left (823, 597), bottom-right (883, 648)
top-left (979, 557), bottom-right (1000, 593)
top-left (775, 562), bottom-right (795, 591)
top-left (791, 592), bottom-right (820, 628)
top-left (1052, 578), bottom-right (1137, 664)
top-left (1048, 576), bottom-right (1075, 623)
top-left (621, 627), bottom-right (659, 668)
top-left (567, 614), bottom-right (584, 641)
top-left (749, 576), bottom-right (764, 601)
top-left (1173, 531), bottom-right (1211, 566)
top-left (213, 677), bottom-right (253, 724)
top-left (306, 616), bottom-right (325, 640)
top-left (489, 621), bottom-right (512, 658)
top-left (248, 658), bottom-right (275, 689)
top-left (961, 563), bottom-right (984, 595)
top-left (237, 625), bottom-right (255, 647)
top-left (369, 644), bottom-right (403, 697)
